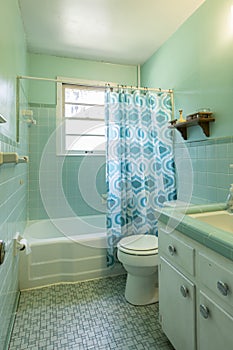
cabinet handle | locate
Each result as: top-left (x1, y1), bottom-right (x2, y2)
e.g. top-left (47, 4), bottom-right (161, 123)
top-left (217, 280), bottom-right (229, 296)
top-left (200, 304), bottom-right (209, 319)
top-left (180, 285), bottom-right (189, 298)
top-left (168, 244), bottom-right (176, 256)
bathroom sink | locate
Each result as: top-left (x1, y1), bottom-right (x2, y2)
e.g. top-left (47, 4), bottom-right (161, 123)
top-left (189, 210), bottom-right (233, 234)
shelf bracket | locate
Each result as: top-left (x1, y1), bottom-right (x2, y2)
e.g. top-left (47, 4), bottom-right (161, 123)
top-left (169, 117), bottom-right (215, 140)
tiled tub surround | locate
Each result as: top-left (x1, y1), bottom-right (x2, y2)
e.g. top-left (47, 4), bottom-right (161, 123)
top-left (174, 135), bottom-right (233, 204)
top-left (28, 104), bottom-right (106, 221)
top-left (19, 215), bottom-right (124, 290)
top-left (9, 275), bottom-right (174, 350)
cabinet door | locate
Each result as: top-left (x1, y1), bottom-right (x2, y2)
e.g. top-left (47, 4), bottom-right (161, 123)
top-left (159, 257), bottom-right (196, 350)
top-left (199, 291), bottom-right (233, 350)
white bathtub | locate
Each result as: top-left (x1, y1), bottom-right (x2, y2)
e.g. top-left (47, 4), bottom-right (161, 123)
top-left (19, 215), bottom-right (124, 290)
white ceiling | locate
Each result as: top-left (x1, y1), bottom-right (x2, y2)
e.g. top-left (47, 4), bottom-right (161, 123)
top-left (18, 0), bottom-right (205, 65)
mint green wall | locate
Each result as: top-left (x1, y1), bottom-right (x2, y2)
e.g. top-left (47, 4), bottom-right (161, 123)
top-left (28, 53), bottom-right (137, 104)
top-left (141, 0), bottom-right (233, 139)
top-left (0, 0), bottom-right (28, 140)
top-left (27, 54), bottom-right (138, 219)
top-left (0, 1), bottom-right (28, 349)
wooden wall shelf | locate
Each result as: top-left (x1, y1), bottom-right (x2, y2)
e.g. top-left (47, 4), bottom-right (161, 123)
top-left (168, 117), bottom-right (215, 140)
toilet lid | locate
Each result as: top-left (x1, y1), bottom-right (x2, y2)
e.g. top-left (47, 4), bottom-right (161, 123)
top-left (118, 234), bottom-right (158, 255)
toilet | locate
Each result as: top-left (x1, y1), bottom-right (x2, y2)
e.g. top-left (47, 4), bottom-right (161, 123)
top-left (117, 234), bottom-right (159, 306)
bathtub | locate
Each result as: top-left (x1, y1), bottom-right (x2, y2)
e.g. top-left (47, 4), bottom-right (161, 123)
top-left (19, 215), bottom-right (124, 290)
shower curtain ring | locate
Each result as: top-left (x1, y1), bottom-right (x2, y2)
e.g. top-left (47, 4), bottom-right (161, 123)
top-left (143, 87), bottom-right (148, 95)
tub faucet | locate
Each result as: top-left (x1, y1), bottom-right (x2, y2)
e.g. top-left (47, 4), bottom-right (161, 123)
top-left (226, 184), bottom-right (233, 213)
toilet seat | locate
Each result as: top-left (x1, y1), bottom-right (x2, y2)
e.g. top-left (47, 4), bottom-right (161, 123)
top-left (118, 234), bottom-right (158, 256)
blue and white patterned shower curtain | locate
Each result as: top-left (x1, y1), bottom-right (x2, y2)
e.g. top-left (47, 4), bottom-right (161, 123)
top-left (105, 88), bottom-right (176, 266)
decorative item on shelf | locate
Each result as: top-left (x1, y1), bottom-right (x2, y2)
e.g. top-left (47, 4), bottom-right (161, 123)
top-left (178, 109), bottom-right (186, 123)
top-left (186, 109), bottom-right (213, 121)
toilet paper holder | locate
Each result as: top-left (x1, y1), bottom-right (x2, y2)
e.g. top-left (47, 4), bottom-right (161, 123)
top-left (14, 233), bottom-right (31, 256)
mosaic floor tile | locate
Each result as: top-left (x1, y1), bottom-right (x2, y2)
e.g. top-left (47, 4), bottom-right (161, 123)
top-left (9, 275), bottom-right (174, 350)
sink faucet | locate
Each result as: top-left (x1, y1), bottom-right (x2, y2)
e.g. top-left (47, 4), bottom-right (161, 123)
top-left (226, 184), bottom-right (233, 213)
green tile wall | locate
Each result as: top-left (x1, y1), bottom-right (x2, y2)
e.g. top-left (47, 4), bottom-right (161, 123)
top-left (28, 105), bottom-right (106, 220)
top-left (0, 131), bottom-right (28, 349)
top-left (28, 106), bottom-right (55, 220)
top-left (62, 156), bottom-right (106, 217)
top-left (0, 0), bottom-right (28, 349)
top-left (174, 135), bottom-right (233, 204)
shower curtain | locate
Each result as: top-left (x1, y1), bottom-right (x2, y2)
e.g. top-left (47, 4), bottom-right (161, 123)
top-left (105, 88), bottom-right (176, 266)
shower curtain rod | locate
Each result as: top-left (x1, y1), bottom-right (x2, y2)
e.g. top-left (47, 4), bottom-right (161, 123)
top-left (17, 75), bottom-right (173, 94)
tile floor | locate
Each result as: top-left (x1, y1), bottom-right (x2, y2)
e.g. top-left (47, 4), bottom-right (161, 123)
top-left (9, 275), bottom-right (174, 350)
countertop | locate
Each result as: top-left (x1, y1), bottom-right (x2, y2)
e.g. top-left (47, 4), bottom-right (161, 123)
top-left (156, 202), bottom-right (233, 262)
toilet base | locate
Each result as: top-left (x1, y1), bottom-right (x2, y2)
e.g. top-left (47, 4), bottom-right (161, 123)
top-left (125, 273), bottom-right (159, 306)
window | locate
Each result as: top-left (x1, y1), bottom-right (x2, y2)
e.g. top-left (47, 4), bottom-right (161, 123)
top-left (57, 79), bottom-right (106, 155)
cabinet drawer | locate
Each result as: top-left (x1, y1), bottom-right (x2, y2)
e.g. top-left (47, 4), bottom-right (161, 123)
top-left (198, 252), bottom-right (233, 305)
top-left (159, 227), bottom-right (195, 276)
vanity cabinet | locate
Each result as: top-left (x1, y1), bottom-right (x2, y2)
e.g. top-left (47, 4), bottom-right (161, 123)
top-left (158, 222), bottom-right (233, 350)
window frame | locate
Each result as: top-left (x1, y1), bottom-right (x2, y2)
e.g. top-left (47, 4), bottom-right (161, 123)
top-left (56, 77), bottom-right (107, 156)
